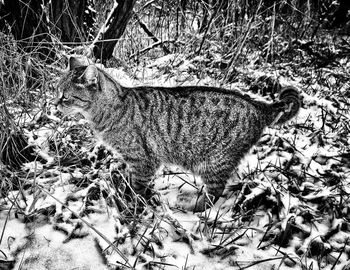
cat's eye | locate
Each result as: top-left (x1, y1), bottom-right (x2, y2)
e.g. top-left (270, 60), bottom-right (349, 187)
top-left (62, 93), bottom-right (71, 101)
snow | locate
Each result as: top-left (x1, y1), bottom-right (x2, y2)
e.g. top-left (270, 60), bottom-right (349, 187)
top-left (1, 54), bottom-right (350, 270)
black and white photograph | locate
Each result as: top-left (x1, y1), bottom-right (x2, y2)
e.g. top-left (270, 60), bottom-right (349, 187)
top-left (0, 0), bottom-right (350, 269)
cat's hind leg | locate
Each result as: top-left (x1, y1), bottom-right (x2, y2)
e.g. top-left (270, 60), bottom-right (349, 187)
top-left (176, 168), bottom-right (230, 212)
top-left (130, 162), bottom-right (159, 200)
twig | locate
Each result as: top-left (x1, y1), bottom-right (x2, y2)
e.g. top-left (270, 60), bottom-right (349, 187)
top-left (130, 39), bottom-right (176, 59)
top-left (223, 0), bottom-right (263, 81)
top-left (265, 2), bottom-right (276, 62)
top-left (134, 13), bottom-right (170, 54)
top-left (196, 1), bottom-right (224, 55)
top-left (237, 256), bottom-right (285, 270)
top-left (88, 1), bottom-right (119, 57)
top-left (0, 198), bottom-right (15, 245)
top-left (330, 237), bottom-right (349, 270)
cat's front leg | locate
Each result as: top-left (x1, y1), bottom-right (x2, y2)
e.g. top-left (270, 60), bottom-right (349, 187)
top-left (128, 159), bottom-right (160, 201)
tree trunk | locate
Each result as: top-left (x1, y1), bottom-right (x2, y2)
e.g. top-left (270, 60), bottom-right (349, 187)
top-left (92, 0), bottom-right (136, 62)
top-left (135, 14), bottom-right (170, 54)
top-left (330, 0), bottom-right (350, 28)
top-left (49, 0), bottom-right (92, 42)
top-left (180, 0), bottom-right (187, 30)
top-left (199, 0), bottom-right (210, 33)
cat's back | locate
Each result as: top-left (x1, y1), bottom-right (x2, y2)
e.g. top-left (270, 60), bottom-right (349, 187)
top-left (128, 85), bottom-right (269, 114)
top-left (125, 85), bottom-right (270, 150)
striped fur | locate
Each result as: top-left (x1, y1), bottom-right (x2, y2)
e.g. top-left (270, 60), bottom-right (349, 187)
top-left (55, 57), bottom-right (300, 211)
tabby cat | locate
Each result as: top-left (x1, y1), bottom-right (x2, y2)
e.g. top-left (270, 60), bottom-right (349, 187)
top-left (55, 56), bottom-right (300, 212)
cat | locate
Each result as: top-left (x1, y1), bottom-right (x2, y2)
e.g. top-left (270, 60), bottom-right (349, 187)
top-left (54, 56), bottom-right (301, 212)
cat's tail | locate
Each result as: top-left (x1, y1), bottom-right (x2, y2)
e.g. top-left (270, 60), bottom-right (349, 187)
top-left (269, 87), bottom-right (301, 125)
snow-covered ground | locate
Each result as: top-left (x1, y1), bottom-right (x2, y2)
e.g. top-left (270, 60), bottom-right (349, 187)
top-left (1, 54), bottom-right (350, 270)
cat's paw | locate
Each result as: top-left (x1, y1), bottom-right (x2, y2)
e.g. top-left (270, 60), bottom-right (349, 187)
top-left (176, 191), bottom-right (214, 212)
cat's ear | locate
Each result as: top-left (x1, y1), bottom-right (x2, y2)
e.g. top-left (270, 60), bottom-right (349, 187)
top-left (69, 56), bottom-right (91, 70)
top-left (84, 65), bottom-right (99, 86)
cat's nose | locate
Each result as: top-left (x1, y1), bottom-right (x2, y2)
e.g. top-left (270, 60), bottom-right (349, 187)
top-left (53, 92), bottom-right (65, 106)
top-left (53, 97), bottom-right (61, 106)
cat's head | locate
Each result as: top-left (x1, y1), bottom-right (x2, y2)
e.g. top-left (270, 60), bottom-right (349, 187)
top-left (54, 56), bottom-right (101, 117)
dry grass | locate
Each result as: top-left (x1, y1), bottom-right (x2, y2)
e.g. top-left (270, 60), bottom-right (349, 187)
top-left (0, 1), bottom-right (349, 269)
top-left (0, 31), bottom-right (63, 171)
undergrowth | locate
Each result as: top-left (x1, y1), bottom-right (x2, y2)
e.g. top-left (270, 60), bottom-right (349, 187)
top-left (0, 1), bottom-right (350, 269)
top-left (0, 32), bottom-right (62, 171)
